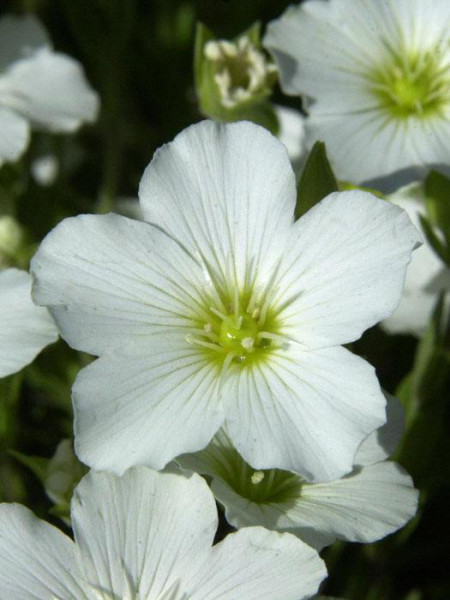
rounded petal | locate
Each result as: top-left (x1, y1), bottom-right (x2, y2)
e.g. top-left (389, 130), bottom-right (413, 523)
top-left (0, 14), bottom-right (49, 71)
top-left (139, 120), bottom-right (297, 291)
top-left (31, 213), bottom-right (207, 356)
top-left (0, 503), bottom-right (85, 599)
top-left (73, 341), bottom-right (224, 473)
top-left (273, 191), bottom-right (422, 348)
top-left (0, 107), bottom-right (29, 166)
top-left (187, 527), bottom-right (327, 600)
top-left (0, 269), bottom-right (58, 377)
top-left (71, 468), bottom-right (217, 599)
top-left (291, 461), bottom-right (419, 547)
top-left (223, 345), bottom-right (386, 483)
top-left (4, 48), bottom-right (99, 132)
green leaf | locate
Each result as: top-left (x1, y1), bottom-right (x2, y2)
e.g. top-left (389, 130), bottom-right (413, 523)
top-left (424, 170), bottom-right (450, 241)
top-left (418, 215), bottom-right (450, 267)
top-left (10, 450), bottom-right (48, 482)
top-left (295, 142), bottom-right (338, 220)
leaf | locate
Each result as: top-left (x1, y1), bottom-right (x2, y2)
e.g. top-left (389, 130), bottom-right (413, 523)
top-left (10, 450), bottom-right (48, 482)
top-left (295, 142), bottom-right (338, 220)
top-left (418, 215), bottom-right (450, 267)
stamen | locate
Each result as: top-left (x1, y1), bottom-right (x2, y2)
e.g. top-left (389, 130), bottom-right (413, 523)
top-left (251, 470), bottom-right (265, 484)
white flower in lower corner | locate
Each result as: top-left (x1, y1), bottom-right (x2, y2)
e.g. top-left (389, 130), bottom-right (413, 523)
top-left (0, 14), bottom-right (99, 167)
top-left (0, 269), bottom-right (58, 377)
top-left (177, 395), bottom-right (418, 551)
top-left (0, 467), bottom-right (327, 600)
top-left (382, 182), bottom-right (450, 337)
top-left (264, 0), bottom-right (450, 189)
top-left (31, 120), bottom-right (420, 483)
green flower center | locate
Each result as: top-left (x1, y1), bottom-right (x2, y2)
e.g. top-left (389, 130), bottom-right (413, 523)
top-left (187, 296), bottom-right (279, 367)
top-left (369, 45), bottom-right (450, 119)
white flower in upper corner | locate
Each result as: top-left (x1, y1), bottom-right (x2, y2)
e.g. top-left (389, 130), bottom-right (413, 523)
top-left (0, 269), bottom-right (58, 377)
top-left (31, 120), bottom-right (420, 483)
top-left (0, 466), bottom-right (327, 600)
top-left (264, 0), bottom-right (450, 189)
top-left (0, 14), bottom-right (99, 167)
top-left (382, 182), bottom-right (450, 337)
top-left (177, 395), bottom-right (419, 551)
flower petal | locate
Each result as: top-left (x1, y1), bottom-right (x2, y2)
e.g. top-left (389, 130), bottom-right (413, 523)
top-left (187, 527), bottom-right (326, 600)
top-left (139, 120), bottom-right (296, 291)
top-left (0, 503), bottom-right (85, 599)
top-left (273, 191), bottom-right (421, 348)
top-left (4, 48), bottom-right (99, 132)
top-left (0, 107), bottom-right (29, 166)
top-left (223, 345), bottom-right (386, 482)
top-left (73, 341), bottom-right (224, 473)
top-left (71, 468), bottom-right (217, 599)
top-left (31, 213), bottom-right (207, 356)
top-left (0, 269), bottom-right (58, 377)
top-left (290, 461), bottom-right (419, 547)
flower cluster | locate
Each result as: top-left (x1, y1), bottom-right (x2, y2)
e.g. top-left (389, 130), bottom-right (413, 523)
top-left (2, 1), bottom-right (449, 597)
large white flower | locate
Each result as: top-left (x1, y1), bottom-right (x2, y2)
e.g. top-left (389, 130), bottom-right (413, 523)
top-left (0, 14), bottom-right (99, 167)
top-left (264, 0), bottom-right (450, 187)
top-left (177, 395), bottom-right (419, 550)
top-left (0, 269), bottom-right (58, 377)
top-left (0, 466), bottom-right (327, 600)
top-left (31, 120), bottom-right (420, 482)
top-left (382, 182), bottom-right (450, 336)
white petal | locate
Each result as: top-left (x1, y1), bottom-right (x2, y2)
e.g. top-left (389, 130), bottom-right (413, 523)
top-left (355, 393), bottom-right (405, 467)
top-left (3, 48), bottom-right (99, 132)
top-left (73, 341), bottom-right (224, 473)
top-left (0, 503), bottom-right (85, 599)
top-left (0, 14), bottom-right (49, 71)
top-left (274, 104), bottom-right (306, 174)
top-left (291, 461), bottom-right (419, 547)
top-left (223, 345), bottom-right (386, 482)
top-left (187, 527), bottom-right (326, 600)
top-left (0, 269), bottom-right (58, 377)
top-left (273, 191), bottom-right (421, 348)
top-left (71, 468), bottom-right (217, 599)
top-left (0, 106), bottom-right (29, 166)
top-left (31, 213), bottom-right (207, 356)
top-left (139, 120), bottom-right (296, 291)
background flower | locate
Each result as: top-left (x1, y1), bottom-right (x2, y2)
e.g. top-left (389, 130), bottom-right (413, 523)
top-left (0, 14), bottom-right (99, 166)
top-left (264, 0), bottom-right (450, 188)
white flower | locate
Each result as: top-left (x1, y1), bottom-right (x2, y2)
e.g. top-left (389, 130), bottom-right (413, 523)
top-left (264, 0), bottom-right (450, 187)
top-left (177, 395), bottom-right (418, 550)
top-left (31, 120), bottom-right (420, 482)
top-left (0, 14), bottom-right (99, 167)
top-left (0, 269), bottom-right (58, 377)
top-left (0, 466), bottom-right (327, 600)
top-left (382, 182), bottom-right (450, 336)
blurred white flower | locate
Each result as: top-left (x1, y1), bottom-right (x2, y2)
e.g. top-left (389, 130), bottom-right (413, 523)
top-left (264, 0), bottom-right (450, 188)
top-left (0, 269), bottom-right (57, 377)
top-left (32, 121), bottom-right (419, 482)
top-left (0, 467), bottom-right (327, 600)
top-left (31, 153), bottom-right (59, 186)
top-left (178, 395), bottom-right (418, 550)
top-left (0, 14), bottom-right (99, 167)
top-left (383, 182), bottom-right (450, 336)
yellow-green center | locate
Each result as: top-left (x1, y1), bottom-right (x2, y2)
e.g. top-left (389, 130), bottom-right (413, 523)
top-left (369, 46), bottom-right (450, 119)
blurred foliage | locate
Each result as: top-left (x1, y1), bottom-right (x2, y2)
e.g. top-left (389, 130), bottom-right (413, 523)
top-left (0, 1), bottom-right (449, 599)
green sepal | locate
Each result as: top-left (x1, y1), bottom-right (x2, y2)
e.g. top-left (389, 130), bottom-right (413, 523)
top-left (424, 170), bottom-right (450, 237)
top-left (295, 141), bottom-right (338, 220)
top-left (418, 214), bottom-right (450, 267)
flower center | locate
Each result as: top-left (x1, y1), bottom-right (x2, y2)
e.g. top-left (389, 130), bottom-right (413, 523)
top-left (369, 45), bottom-right (450, 118)
top-left (224, 455), bottom-right (303, 504)
top-left (187, 296), bottom-right (280, 368)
